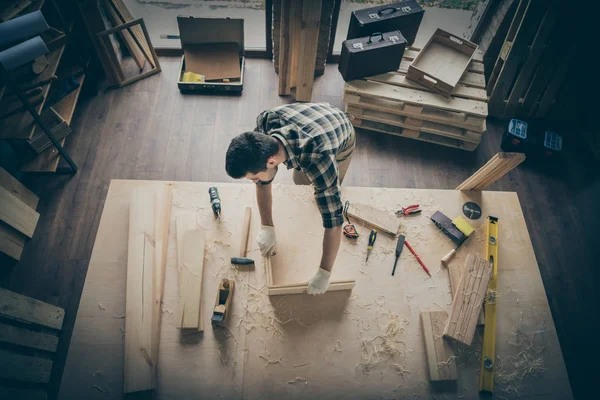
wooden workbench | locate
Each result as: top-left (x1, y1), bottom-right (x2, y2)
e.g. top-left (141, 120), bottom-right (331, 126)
top-left (59, 180), bottom-right (572, 399)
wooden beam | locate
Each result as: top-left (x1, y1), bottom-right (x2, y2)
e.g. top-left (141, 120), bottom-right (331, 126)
top-left (295, 0), bottom-right (322, 102)
top-left (125, 188), bottom-right (156, 393)
top-left (443, 253), bottom-right (492, 345)
top-left (0, 186), bottom-right (40, 238)
top-left (239, 207), bottom-right (252, 257)
top-left (0, 221), bottom-right (26, 261)
top-left (0, 322), bottom-right (59, 352)
top-left (456, 152), bottom-right (525, 191)
top-left (176, 220), bottom-right (205, 330)
top-left (420, 311), bottom-right (457, 381)
top-left (0, 288), bottom-right (64, 330)
top-left (0, 167), bottom-right (39, 209)
top-left (347, 203), bottom-right (399, 236)
top-left (0, 349), bottom-right (52, 383)
top-left (278, 0), bottom-right (292, 95)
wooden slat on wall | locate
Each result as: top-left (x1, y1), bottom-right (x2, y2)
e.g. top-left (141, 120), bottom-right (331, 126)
top-left (0, 349), bottom-right (52, 383)
top-left (0, 187), bottom-right (40, 238)
top-left (421, 311), bottom-right (457, 381)
top-left (0, 221), bottom-right (26, 261)
top-left (295, 0), bottom-right (322, 102)
top-left (0, 288), bottom-right (64, 330)
top-left (0, 322), bottom-right (59, 352)
top-left (0, 167), bottom-right (39, 209)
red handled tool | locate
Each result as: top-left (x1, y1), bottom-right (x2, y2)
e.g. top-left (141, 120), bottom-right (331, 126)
top-left (395, 204), bottom-right (422, 216)
top-left (404, 240), bottom-right (431, 276)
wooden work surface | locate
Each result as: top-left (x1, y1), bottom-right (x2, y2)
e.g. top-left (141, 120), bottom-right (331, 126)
top-left (59, 180), bottom-right (572, 399)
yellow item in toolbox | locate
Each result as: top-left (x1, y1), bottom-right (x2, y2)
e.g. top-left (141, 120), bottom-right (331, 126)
top-left (182, 71), bottom-right (205, 83)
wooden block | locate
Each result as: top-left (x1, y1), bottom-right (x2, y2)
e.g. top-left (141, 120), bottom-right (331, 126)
top-left (0, 167), bottom-right (39, 209)
top-left (0, 186), bottom-right (40, 238)
top-left (421, 311), bottom-right (457, 381)
top-left (448, 254), bottom-right (485, 326)
top-left (0, 349), bottom-right (52, 383)
top-left (443, 253), bottom-right (492, 345)
top-left (0, 387), bottom-right (47, 400)
top-left (125, 188), bottom-right (156, 393)
top-left (0, 221), bottom-right (26, 261)
top-left (176, 217), bottom-right (204, 331)
top-left (0, 322), bottom-right (59, 352)
top-left (295, 0), bottom-right (322, 102)
top-left (177, 226), bottom-right (205, 329)
top-left (0, 288), bottom-right (64, 330)
top-left (347, 203), bottom-right (399, 236)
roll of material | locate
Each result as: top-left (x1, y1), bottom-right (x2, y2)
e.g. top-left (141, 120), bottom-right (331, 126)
top-left (0, 36), bottom-right (49, 71)
top-left (0, 10), bottom-right (49, 47)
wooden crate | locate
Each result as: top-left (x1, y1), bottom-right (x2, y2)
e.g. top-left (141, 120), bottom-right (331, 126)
top-left (344, 45), bottom-right (488, 150)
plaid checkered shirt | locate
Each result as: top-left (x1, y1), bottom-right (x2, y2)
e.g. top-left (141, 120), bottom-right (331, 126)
top-left (255, 103), bottom-right (354, 229)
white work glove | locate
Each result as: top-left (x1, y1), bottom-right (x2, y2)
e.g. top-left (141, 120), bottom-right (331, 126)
top-left (257, 225), bottom-right (276, 257)
top-left (307, 268), bottom-right (331, 295)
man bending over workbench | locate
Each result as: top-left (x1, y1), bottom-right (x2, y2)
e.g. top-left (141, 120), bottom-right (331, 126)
top-left (225, 103), bottom-right (355, 295)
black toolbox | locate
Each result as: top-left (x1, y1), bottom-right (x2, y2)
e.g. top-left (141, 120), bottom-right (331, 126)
top-left (339, 31), bottom-right (407, 82)
top-left (347, 1), bottom-right (424, 46)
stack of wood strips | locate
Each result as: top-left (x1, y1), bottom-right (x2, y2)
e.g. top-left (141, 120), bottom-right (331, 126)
top-left (124, 185), bottom-right (172, 394)
top-left (344, 46), bottom-right (488, 151)
top-left (272, 0), bottom-right (334, 77)
top-left (27, 107), bottom-right (72, 154)
top-left (0, 168), bottom-right (40, 261)
top-left (277, 0), bottom-right (323, 102)
top-left (456, 152), bottom-right (526, 191)
top-left (487, 0), bottom-right (571, 118)
top-left (0, 288), bottom-right (65, 400)
top-left (443, 253), bottom-right (492, 345)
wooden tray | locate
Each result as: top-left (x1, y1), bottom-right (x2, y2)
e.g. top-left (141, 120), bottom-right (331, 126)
top-left (407, 29), bottom-right (478, 96)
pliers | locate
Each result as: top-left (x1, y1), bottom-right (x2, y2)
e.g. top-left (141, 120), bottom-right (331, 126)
top-left (395, 204), bottom-right (422, 216)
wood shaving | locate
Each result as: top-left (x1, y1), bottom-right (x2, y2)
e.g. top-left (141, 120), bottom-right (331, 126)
top-left (98, 302), bottom-right (106, 311)
top-left (334, 340), bottom-right (342, 352)
top-left (259, 354), bottom-right (282, 366)
top-left (112, 314), bottom-right (125, 319)
top-left (288, 377), bottom-right (308, 385)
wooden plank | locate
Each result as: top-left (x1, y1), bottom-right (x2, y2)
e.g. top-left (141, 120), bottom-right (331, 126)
top-left (346, 203), bottom-right (399, 236)
top-left (267, 281), bottom-right (356, 296)
top-left (176, 216), bottom-right (203, 331)
top-left (448, 254), bottom-right (485, 325)
top-left (345, 80), bottom-right (488, 118)
top-left (443, 253), bottom-right (492, 345)
top-left (176, 224), bottom-right (205, 330)
top-left (125, 188), bottom-right (156, 393)
top-left (0, 288), bottom-right (64, 330)
top-left (295, 0), bottom-right (322, 102)
top-left (0, 222), bottom-right (26, 261)
top-left (288, 0), bottom-right (302, 88)
top-left (0, 350), bottom-right (52, 383)
top-left (101, 0), bottom-right (145, 69)
top-left (421, 311), bottom-right (457, 381)
top-left (0, 168), bottom-right (39, 209)
top-left (0, 322), bottom-right (59, 352)
top-left (0, 387), bottom-right (47, 400)
top-left (0, 187), bottom-right (40, 238)
top-left (277, 0), bottom-right (292, 95)
top-left (456, 152), bottom-right (526, 190)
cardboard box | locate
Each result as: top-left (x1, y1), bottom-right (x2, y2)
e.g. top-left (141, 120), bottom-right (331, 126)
top-left (177, 16), bottom-right (245, 94)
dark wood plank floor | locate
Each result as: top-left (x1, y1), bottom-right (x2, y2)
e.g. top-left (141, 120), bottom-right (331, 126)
top-left (1, 58), bottom-right (597, 400)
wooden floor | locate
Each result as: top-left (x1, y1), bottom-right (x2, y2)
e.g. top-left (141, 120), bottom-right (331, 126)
top-left (1, 58), bottom-right (597, 399)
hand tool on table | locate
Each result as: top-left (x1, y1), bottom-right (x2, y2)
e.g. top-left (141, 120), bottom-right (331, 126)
top-left (208, 186), bottom-right (222, 222)
top-left (431, 211), bottom-right (475, 266)
top-left (365, 229), bottom-right (377, 262)
top-left (392, 234), bottom-right (405, 276)
top-left (395, 204), bottom-right (422, 216)
top-left (342, 200), bottom-right (359, 239)
top-left (231, 207), bottom-right (255, 266)
top-left (212, 278), bottom-right (234, 325)
top-left (404, 240), bottom-right (431, 276)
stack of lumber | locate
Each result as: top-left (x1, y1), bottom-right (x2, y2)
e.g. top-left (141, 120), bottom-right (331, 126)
top-left (344, 46), bottom-right (488, 151)
top-left (0, 288), bottom-right (65, 400)
top-left (0, 168), bottom-right (40, 261)
top-left (272, 0), bottom-right (334, 77)
top-left (486, 0), bottom-right (572, 118)
top-left (456, 152), bottom-right (526, 191)
top-left (277, 0), bottom-right (323, 102)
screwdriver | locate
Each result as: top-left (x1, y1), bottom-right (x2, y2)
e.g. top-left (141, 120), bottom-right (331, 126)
top-left (365, 229), bottom-right (377, 262)
top-left (404, 240), bottom-right (431, 276)
top-left (392, 235), bottom-right (405, 276)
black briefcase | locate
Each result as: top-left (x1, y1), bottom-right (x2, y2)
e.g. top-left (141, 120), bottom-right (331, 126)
top-left (347, 0), bottom-right (424, 46)
top-left (338, 31), bottom-right (407, 82)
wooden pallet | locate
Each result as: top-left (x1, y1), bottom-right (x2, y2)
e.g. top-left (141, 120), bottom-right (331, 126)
top-left (347, 105), bottom-right (482, 144)
top-left (352, 118), bottom-right (479, 151)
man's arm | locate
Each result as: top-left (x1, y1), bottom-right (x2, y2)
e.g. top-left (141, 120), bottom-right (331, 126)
top-left (319, 226), bottom-right (342, 272)
top-left (256, 183), bottom-right (274, 226)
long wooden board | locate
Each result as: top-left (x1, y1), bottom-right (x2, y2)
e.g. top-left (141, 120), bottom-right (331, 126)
top-left (0, 167), bottom-right (39, 209)
top-left (456, 152), bottom-right (526, 190)
top-left (0, 288), bottom-right (64, 330)
top-left (177, 227), bottom-right (205, 329)
top-left (443, 253), bottom-right (492, 345)
top-left (176, 216), bottom-right (204, 331)
top-left (295, 0), bottom-right (322, 102)
top-left (0, 322), bottom-right (59, 352)
top-left (124, 188), bottom-right (156, 393)
top-left (0, 349), bottom-right (52, 383)
top-left (420, 311), bottom-right (457, 381)
top-left (0, 221), bottom-right (26, 261)
top-left (0, 186), bottom-right (40, 238)
top-left (346, 203), bottom-right (399, 236)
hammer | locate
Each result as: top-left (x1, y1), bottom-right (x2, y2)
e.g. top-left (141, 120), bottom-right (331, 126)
top-left (231, 207), bottom-right (255, 265)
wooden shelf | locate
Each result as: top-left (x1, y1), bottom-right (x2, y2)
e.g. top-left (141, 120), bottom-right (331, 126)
top-left (20, 72), bottom-right (86, 173)
top-left (0, 44), bottom-right (66, 141)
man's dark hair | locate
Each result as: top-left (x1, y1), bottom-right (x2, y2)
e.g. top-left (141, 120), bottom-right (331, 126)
top-left (225, 131), bottom-right (279, 179)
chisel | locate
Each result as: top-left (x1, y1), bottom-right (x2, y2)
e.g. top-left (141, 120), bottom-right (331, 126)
top-left (392, 235), bottom-right (405, 276)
